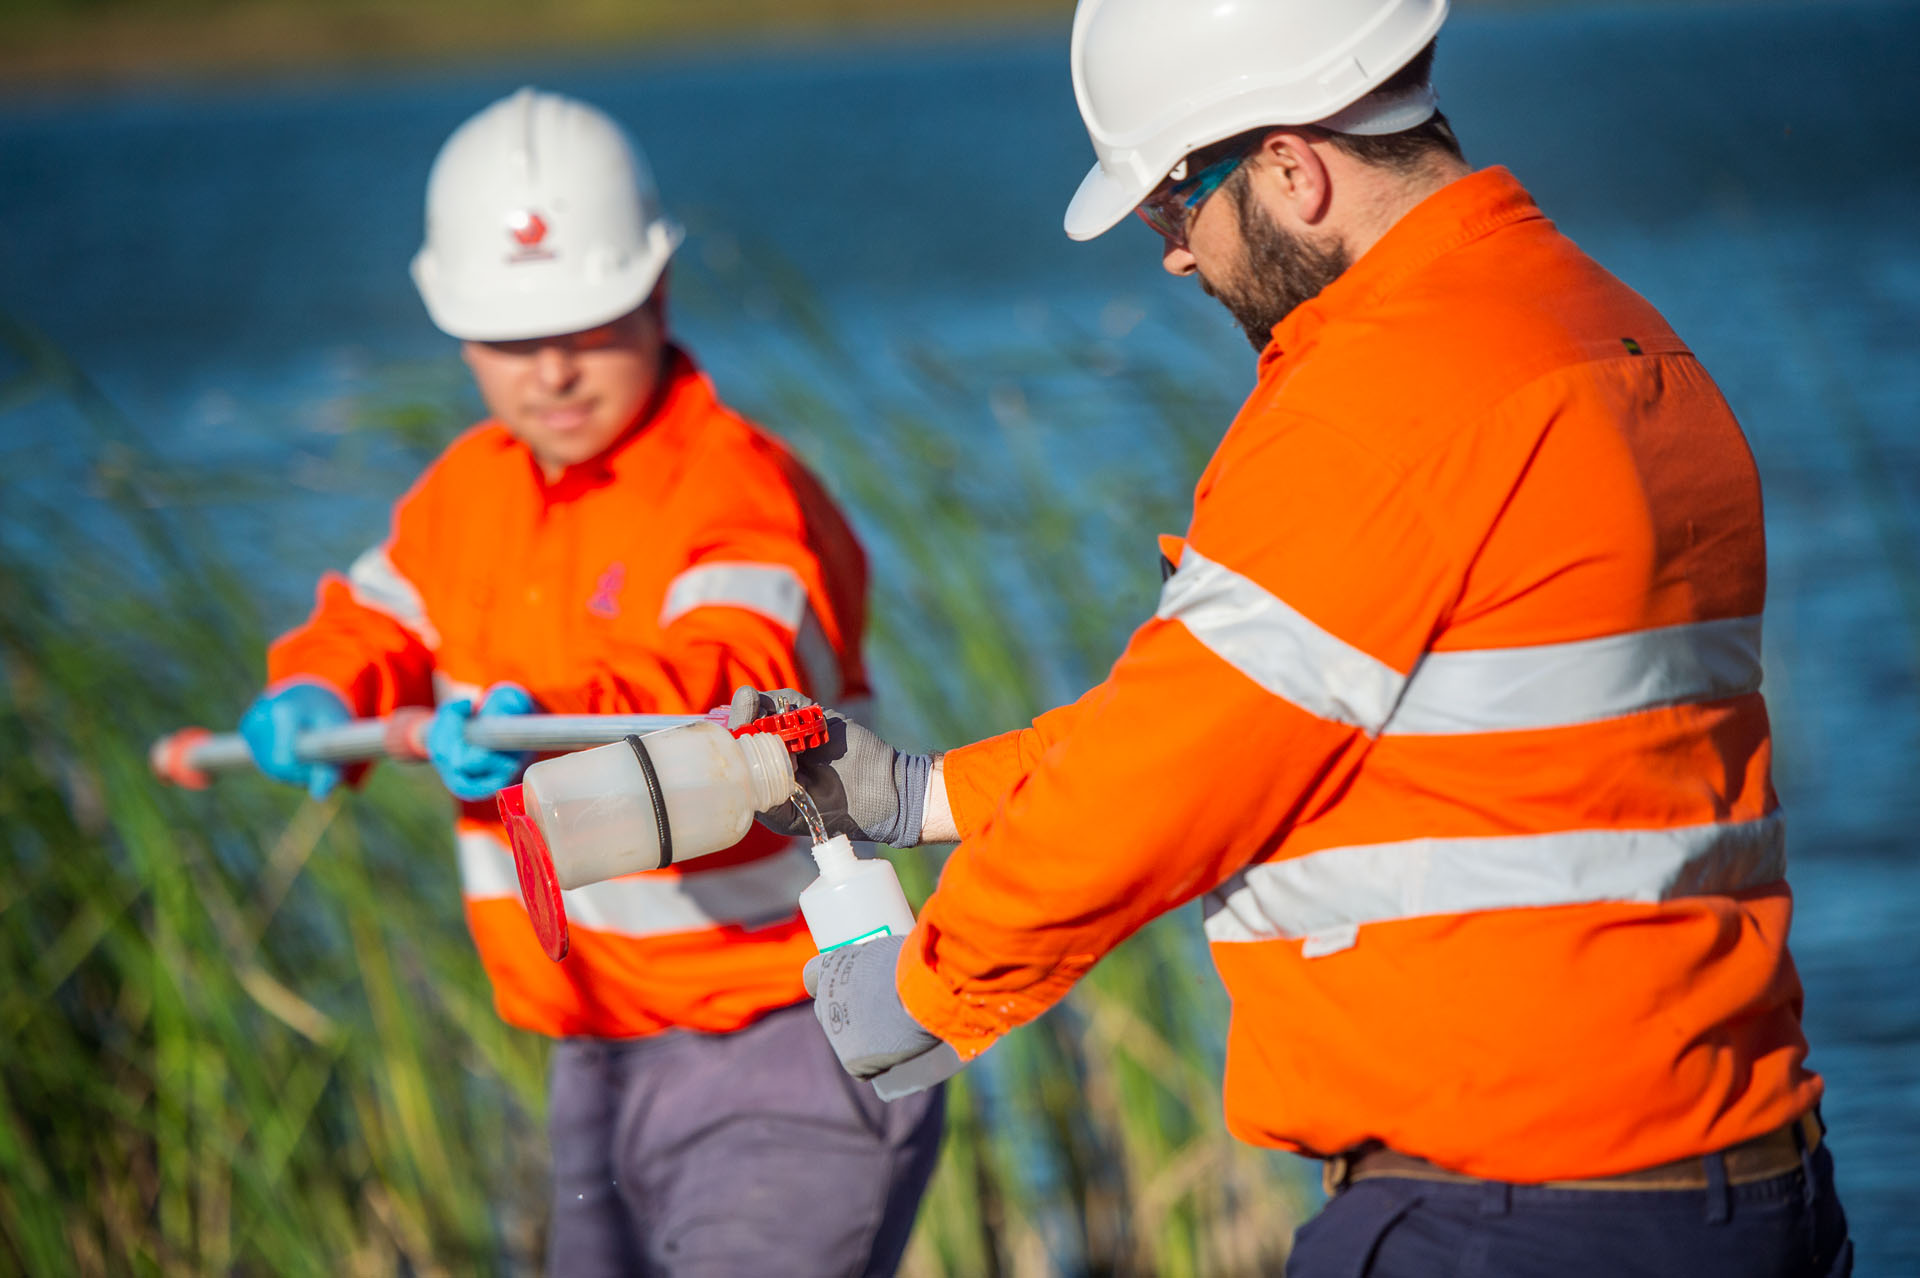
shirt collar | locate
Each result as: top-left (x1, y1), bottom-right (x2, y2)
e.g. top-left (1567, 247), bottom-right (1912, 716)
top-left (1259, 166), bottom-right (1543, 373)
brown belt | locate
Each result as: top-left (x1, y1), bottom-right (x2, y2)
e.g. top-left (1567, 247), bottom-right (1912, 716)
top-left (1324, 1111), bottom-right (1822, 1196)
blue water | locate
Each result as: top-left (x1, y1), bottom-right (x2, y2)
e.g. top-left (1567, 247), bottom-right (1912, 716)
top-left (4, 2), bottom-right (1917, 1269)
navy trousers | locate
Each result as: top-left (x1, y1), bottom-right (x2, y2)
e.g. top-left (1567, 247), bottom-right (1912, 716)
top-left (1288, 1142), bottom-right (1851, 1278)
top-left (545, 1001), bottom-right (944, 1277)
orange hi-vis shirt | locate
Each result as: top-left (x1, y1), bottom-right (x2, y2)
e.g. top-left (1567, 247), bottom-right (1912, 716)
top-left (269, 348), bottom-right (868, 1038)
top-left (903, 168), bottom-right (1821, 1182)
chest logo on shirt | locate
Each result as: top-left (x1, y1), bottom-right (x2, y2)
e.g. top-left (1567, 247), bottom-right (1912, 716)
top-left (587, 562), bottom-right (626, 618)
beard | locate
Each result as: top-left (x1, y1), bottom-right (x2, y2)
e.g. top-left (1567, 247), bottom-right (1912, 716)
top-left (1198, 184), bottom-right (1352, 353)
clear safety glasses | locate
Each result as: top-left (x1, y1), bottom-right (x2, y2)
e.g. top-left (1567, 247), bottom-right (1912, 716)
top-left (1134, 149), bottom-right (1251, 246)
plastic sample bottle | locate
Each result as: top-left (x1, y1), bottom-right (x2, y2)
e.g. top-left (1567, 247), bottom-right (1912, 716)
top-left (512, 719), bottom-right (799, 890)
top-left (799, 835), bottom-right (917, 952)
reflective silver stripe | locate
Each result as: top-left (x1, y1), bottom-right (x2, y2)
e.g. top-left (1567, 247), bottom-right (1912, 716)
top-left (458, 829), bottom-right (809, 936)
top-left (347, 545), bottom-right (440, 649)
top-left (660, 563), bottom-right (808, 631)
top-left (1156, 547), bottom-right (1406, 732)
top-left (1157, 549), bottom-right (1760, 735)
top-left (458, 829), bottom-right (521, 899)
top-left (565, 846), bottom-right (812, 936)
top-left (1385, 616), bottom-right (1764, 735)
top-left (1202, 814), bottom-right (1786, 950)
top-left (660, 561), bottom-right (841, 700)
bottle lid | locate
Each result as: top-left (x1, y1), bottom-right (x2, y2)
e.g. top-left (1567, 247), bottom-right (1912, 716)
top-left (728, 703), bottom-right (829, 753)
top-left (496, 784), bottom-right (570, 961)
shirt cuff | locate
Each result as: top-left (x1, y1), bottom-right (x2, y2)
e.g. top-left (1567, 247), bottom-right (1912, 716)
top-left (894, 919), bottom-right (1094, 1061)
top-left (939, 730), bottom-right (1031, 840)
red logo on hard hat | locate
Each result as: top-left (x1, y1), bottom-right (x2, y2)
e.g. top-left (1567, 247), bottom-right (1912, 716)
top-left (506, 210), bottom-right (555, 263)
top-left (509, 210), bottom-right (547, 246)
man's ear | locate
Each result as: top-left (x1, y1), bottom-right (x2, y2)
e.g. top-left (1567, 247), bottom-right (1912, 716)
top-left (1248, 129), bottom-right (1333, 227)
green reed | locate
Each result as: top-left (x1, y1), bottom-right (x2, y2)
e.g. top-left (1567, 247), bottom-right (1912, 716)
top-left (0, 243), bottom-right (1313, 1275)
top-left (717, 258), bottom-right (1316, 1274)
top-left (1, 313), bottom-right (549, 1275)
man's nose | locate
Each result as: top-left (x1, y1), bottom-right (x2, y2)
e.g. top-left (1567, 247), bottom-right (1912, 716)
top-left (1160, 238), bottom-right (1198, 277)
top-left (533, 344), bottom-right (580, 391)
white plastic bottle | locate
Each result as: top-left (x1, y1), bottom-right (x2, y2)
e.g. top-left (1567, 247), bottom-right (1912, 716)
top-left (799, 835), bottom-right (917, 952)
top-left (514, 720), bottom-right (797, 889)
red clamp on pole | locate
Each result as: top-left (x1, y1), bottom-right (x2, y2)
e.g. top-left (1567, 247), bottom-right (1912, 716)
top-left (384, 707), bottom-right (433, 762)
top-left (729, 703), bottom-right (829, 753)
top-left (150, 727), bottom-right (213, 790)
top-left (497, 784), bottom-right (570, 962)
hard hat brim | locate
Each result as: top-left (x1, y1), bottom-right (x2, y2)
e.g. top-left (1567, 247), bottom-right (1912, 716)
top-left (1064, 161), bottom-right (1148, 243)
top-left (412, 223), bottom-right (682, 343)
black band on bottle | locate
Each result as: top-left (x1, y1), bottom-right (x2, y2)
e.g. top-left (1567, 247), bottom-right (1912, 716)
top-left (625, 733), bottom-right (673, 868)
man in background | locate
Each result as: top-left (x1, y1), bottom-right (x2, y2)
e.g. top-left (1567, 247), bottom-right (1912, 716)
top-left (241, 88), bottom-right (940, 1275)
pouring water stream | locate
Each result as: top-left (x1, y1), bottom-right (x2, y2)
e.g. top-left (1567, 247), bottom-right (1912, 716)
top-left (790, 786), bottom-right (832, 847)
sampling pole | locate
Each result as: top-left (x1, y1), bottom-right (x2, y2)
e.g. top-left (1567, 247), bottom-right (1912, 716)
top-left (149, 708), bottom-right (720, 789)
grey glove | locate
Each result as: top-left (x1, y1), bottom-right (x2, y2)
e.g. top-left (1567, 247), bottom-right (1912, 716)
top-left (802, 935), bottom-right (965, 1101)
top-left (727, 686), bottom-right (931, 848)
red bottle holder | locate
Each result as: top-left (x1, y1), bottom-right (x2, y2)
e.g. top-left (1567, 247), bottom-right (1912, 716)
top-left (729, 703), bottom-right (829, 751)
top-left (497, 703), bottom-right (830, 964)
top-left (497, 783), bottom-right (570, 962)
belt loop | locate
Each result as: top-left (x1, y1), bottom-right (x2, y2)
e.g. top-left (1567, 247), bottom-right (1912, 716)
top-left (1794, 1112), bottom-right (1822, 1256)
top-left (1478, 1179), bottom-right (1511, 1217)
top-left (1703, 1151), bottom-right (1731, 1225)
top-left (1322, 1155), bottom-right (1350, 1198)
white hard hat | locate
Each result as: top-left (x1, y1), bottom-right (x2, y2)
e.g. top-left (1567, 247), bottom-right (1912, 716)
top-left (1065, 0), bottom-right (1450, 241)
top-left (411, 88), bottom-right (683, 342)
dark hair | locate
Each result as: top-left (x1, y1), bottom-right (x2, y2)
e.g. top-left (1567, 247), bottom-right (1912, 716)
top-left (1183, 41), bottom-right (1462, 177)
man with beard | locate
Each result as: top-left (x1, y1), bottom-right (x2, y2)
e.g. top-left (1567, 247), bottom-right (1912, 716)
top-left (735, 0), bottom-right (1854, 1273)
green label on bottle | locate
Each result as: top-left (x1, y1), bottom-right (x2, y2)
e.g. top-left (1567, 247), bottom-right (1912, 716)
top-left (818, 925), bottom-right (893, 953)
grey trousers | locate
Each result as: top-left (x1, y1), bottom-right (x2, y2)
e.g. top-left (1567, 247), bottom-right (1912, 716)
top-left (545, 1001), bottom-right (945, 1277)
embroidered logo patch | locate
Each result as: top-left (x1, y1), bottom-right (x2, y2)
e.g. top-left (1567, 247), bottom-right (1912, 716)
top-left (587, 562), bottom-right (626, 618)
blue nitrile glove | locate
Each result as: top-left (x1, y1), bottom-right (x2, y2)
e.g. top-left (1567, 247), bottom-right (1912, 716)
top-left (240, 680), bottom-right (353, 800)
top-left (802, 934), bottom-right (965, 1100)
top-left (427, 682), bottom-right (539, 801)
top-left (728, 687), bottom-right (931, 847)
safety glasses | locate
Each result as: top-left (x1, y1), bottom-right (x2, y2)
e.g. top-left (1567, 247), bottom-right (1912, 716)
top-left (1135, 148), bottom-right (1251, 245)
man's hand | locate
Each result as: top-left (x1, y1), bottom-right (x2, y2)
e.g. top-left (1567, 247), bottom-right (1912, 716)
top-left (802, 935), bottom-right (964, 1100)
top-left (240, 680), bottom-right (353, 800)
top-left (728, 687), bottom-right (931, 847)
top-left (428, 682), bottom-right (539, 800)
